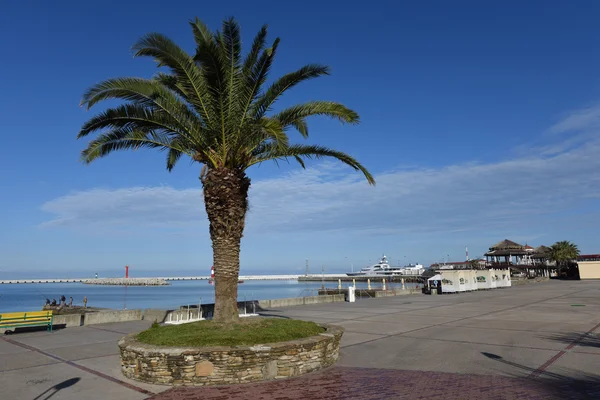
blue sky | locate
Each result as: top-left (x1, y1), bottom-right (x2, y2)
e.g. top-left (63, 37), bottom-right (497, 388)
top-left (1, 0), bottom-right (600, 278)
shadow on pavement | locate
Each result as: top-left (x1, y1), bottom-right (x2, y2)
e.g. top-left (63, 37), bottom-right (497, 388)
top-left (32, 378), bottom-right (81, 400)
top-left (3, 324), bottom-right (67, 335)
top-left (482, 352), bottom-right (600, 399)
top-left (256, 312), bottom-right (290, 319)
top-left (540, 332), bottom-right (600, 349)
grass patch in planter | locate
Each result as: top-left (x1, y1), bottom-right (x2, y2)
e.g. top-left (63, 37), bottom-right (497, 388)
top-left (137, 318), bottom-right (325, 347)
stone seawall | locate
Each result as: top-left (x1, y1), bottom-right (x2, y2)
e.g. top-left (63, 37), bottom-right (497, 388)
top-left (84, 309), bottom-right (143, 325)
top-left (258, 294), bottom-right (346, 309)
top-left (318, 288), bottom-right (420, 298)
top-left (118, 324), bottom-right (343, 386)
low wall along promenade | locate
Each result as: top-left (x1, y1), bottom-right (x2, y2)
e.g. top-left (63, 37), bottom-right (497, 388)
top-left (119, 324), bottom-right (344, 386)
top-left (0, 290), bottom-right (419, 333)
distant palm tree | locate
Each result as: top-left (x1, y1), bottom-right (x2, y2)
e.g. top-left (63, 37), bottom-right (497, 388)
top-left (549, 241), bottom-right (580, 277)
top-left (77, 17), bottom-right (375, 322)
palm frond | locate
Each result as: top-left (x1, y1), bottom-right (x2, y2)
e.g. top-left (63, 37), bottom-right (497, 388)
top-left (273, 101), bottom-right (359, 138)
top-left (190, 18), bottom-right (225, 96)
top-left (190, 18), bottom-right (228, 157)
top-left (81, 127), bottom-right (191, 164)
top-left (77, 103), bottom-right (208, 154)
top-left (81, 77), bottom-right (166, 109)
top-left (80, 78), bottom-right (195, 126)
top-left (166, 141), bottom-right (185, 171)
top-left (230, 118), bottom-right (289, 166)
top-left (218, 17), bottom-right (244, 133)
top-left (153, 72), bottom-right (187, 98)
top-left (289, 118), bottom-right (308, 137)
top-left (132, 33), bottom-right (213, 124)
top-left (251, 64), bottom-right (330, 119)
top-left (242, 25), bottom-right (268, 75)
top-left (250, 144), bottom-right (375, 185)
top-left (238, 37), bottom-right (280, 127)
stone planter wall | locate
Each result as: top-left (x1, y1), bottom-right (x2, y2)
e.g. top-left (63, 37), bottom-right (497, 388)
top-left (118, 324), bottom-right (343, 386)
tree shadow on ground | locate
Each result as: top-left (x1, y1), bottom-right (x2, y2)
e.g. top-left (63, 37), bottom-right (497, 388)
top-left (3, 324), bottom-right (66, 335)
top-left (482, 352), bottom-right (600, 399)
top-left (255, 312), bottom-right (290, 319)
top-left (32, 378), bottom-right (81, 400)
top-left (540, 332), bottom-right (600, 349)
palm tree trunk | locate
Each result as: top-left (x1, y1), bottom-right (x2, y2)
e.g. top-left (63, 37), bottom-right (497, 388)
top-left (202, 167), bottom-right (251, 323)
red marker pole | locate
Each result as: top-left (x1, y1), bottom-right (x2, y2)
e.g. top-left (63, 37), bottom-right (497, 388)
top-left (125, 265), bottom-right (129, 278)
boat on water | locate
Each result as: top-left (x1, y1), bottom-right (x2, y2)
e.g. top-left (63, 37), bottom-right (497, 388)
top-left (346, 256), bottom-right (425, 276)
top-left (346, 256), bottom-right (393, 276)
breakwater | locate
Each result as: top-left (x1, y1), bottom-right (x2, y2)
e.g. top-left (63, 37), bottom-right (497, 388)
top-left (0, 274), bottom-right (326, 284)
top-left (83, 278), bottom-right (169, 286)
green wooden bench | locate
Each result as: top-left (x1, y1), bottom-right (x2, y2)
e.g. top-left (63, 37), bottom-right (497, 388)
top-left (0, 311), bottom-right (53, 332)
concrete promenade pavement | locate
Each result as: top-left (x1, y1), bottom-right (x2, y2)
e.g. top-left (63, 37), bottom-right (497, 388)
top-left (2, 280), bottom-right (600, 399)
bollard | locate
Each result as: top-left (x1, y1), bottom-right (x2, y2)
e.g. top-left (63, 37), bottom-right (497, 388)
top-left (367, 278), bottom-right (371, 290)
top-left (338, 279), bottom-right (342, 289)
top-left (402, 278), bottom-right (405, 290)
top-left (382, 279), bottom-right (386, 291)
top-left (347, 286), bottom-right (356, 302)
top-left (352, 278), bottom-right (356, 288)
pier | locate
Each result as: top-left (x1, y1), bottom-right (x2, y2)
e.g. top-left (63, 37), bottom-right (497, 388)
top-left (298, 275), bottom-right (423, 282)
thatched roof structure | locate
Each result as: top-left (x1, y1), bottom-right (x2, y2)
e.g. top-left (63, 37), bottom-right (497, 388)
top-left (532, 245), bottom-right (551, 258)
top-left (485, 239), bottom-right (528, 256)
top-left (488, 239), bottom-right (524, 251)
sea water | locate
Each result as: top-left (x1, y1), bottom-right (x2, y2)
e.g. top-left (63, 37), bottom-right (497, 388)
top-left (0, 280), bottom-right (417, 313)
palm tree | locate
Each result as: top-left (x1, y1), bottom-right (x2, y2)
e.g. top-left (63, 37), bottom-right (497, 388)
top-left (77, 17), bottom-right (375, 322)
top-left (549, 241), bottom-right (580, 277)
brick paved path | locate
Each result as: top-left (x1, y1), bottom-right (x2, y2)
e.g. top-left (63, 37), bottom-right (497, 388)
top-left (148, 366), bottom-right (600, 400)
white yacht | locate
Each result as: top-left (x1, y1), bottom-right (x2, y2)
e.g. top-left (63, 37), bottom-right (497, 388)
top-left (346, 256), bottom-right (425, 276)
top-left (347, 256), bottom-right (394, 276)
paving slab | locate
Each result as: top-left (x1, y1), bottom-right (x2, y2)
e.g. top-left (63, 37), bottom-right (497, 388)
top-left (477, 309), bottom-right (594, 324)
top-left (334, 320), bottom-right (431, 336)
top-left (572, 333), bottom-right (600, 355)
top-left (338, 335), bottom-right (558, 377)
top-left (362, 313), bottom-right (460, 324)
top-left (445, 318), bottom-right (597, 333)
top-left (340, 332), bottom-right (387, 348)
top-left (87, 320), bottom-right (153, 334)
top-left (9, 327), bottom-right (124, 350)
top-left (45, 340), bottom-right (121, 361)
top-left (0, 339), bottom-right (29, 355)
top-left (315, 311), bottom-right (386, 321)
top-left (0, 350), bottom-right (59, 372)
top-left (0, 363), bottom-right (147, 400)
top-left (543, 352), bottom-right (600, 382)
top-left (402, 325), bottom-right (567, 351)
top-left (395, 307), bottom-right (488, 318)
top-left (283, 315), bottom-right (344, 325)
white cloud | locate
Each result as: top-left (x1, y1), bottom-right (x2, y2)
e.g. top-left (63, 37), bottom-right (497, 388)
top-left (548, 103), bottom-right (600, 135)
top-left (40, 103), bottom-right (600, 241)
top-left (40, 139), bottom-right (600, 237)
